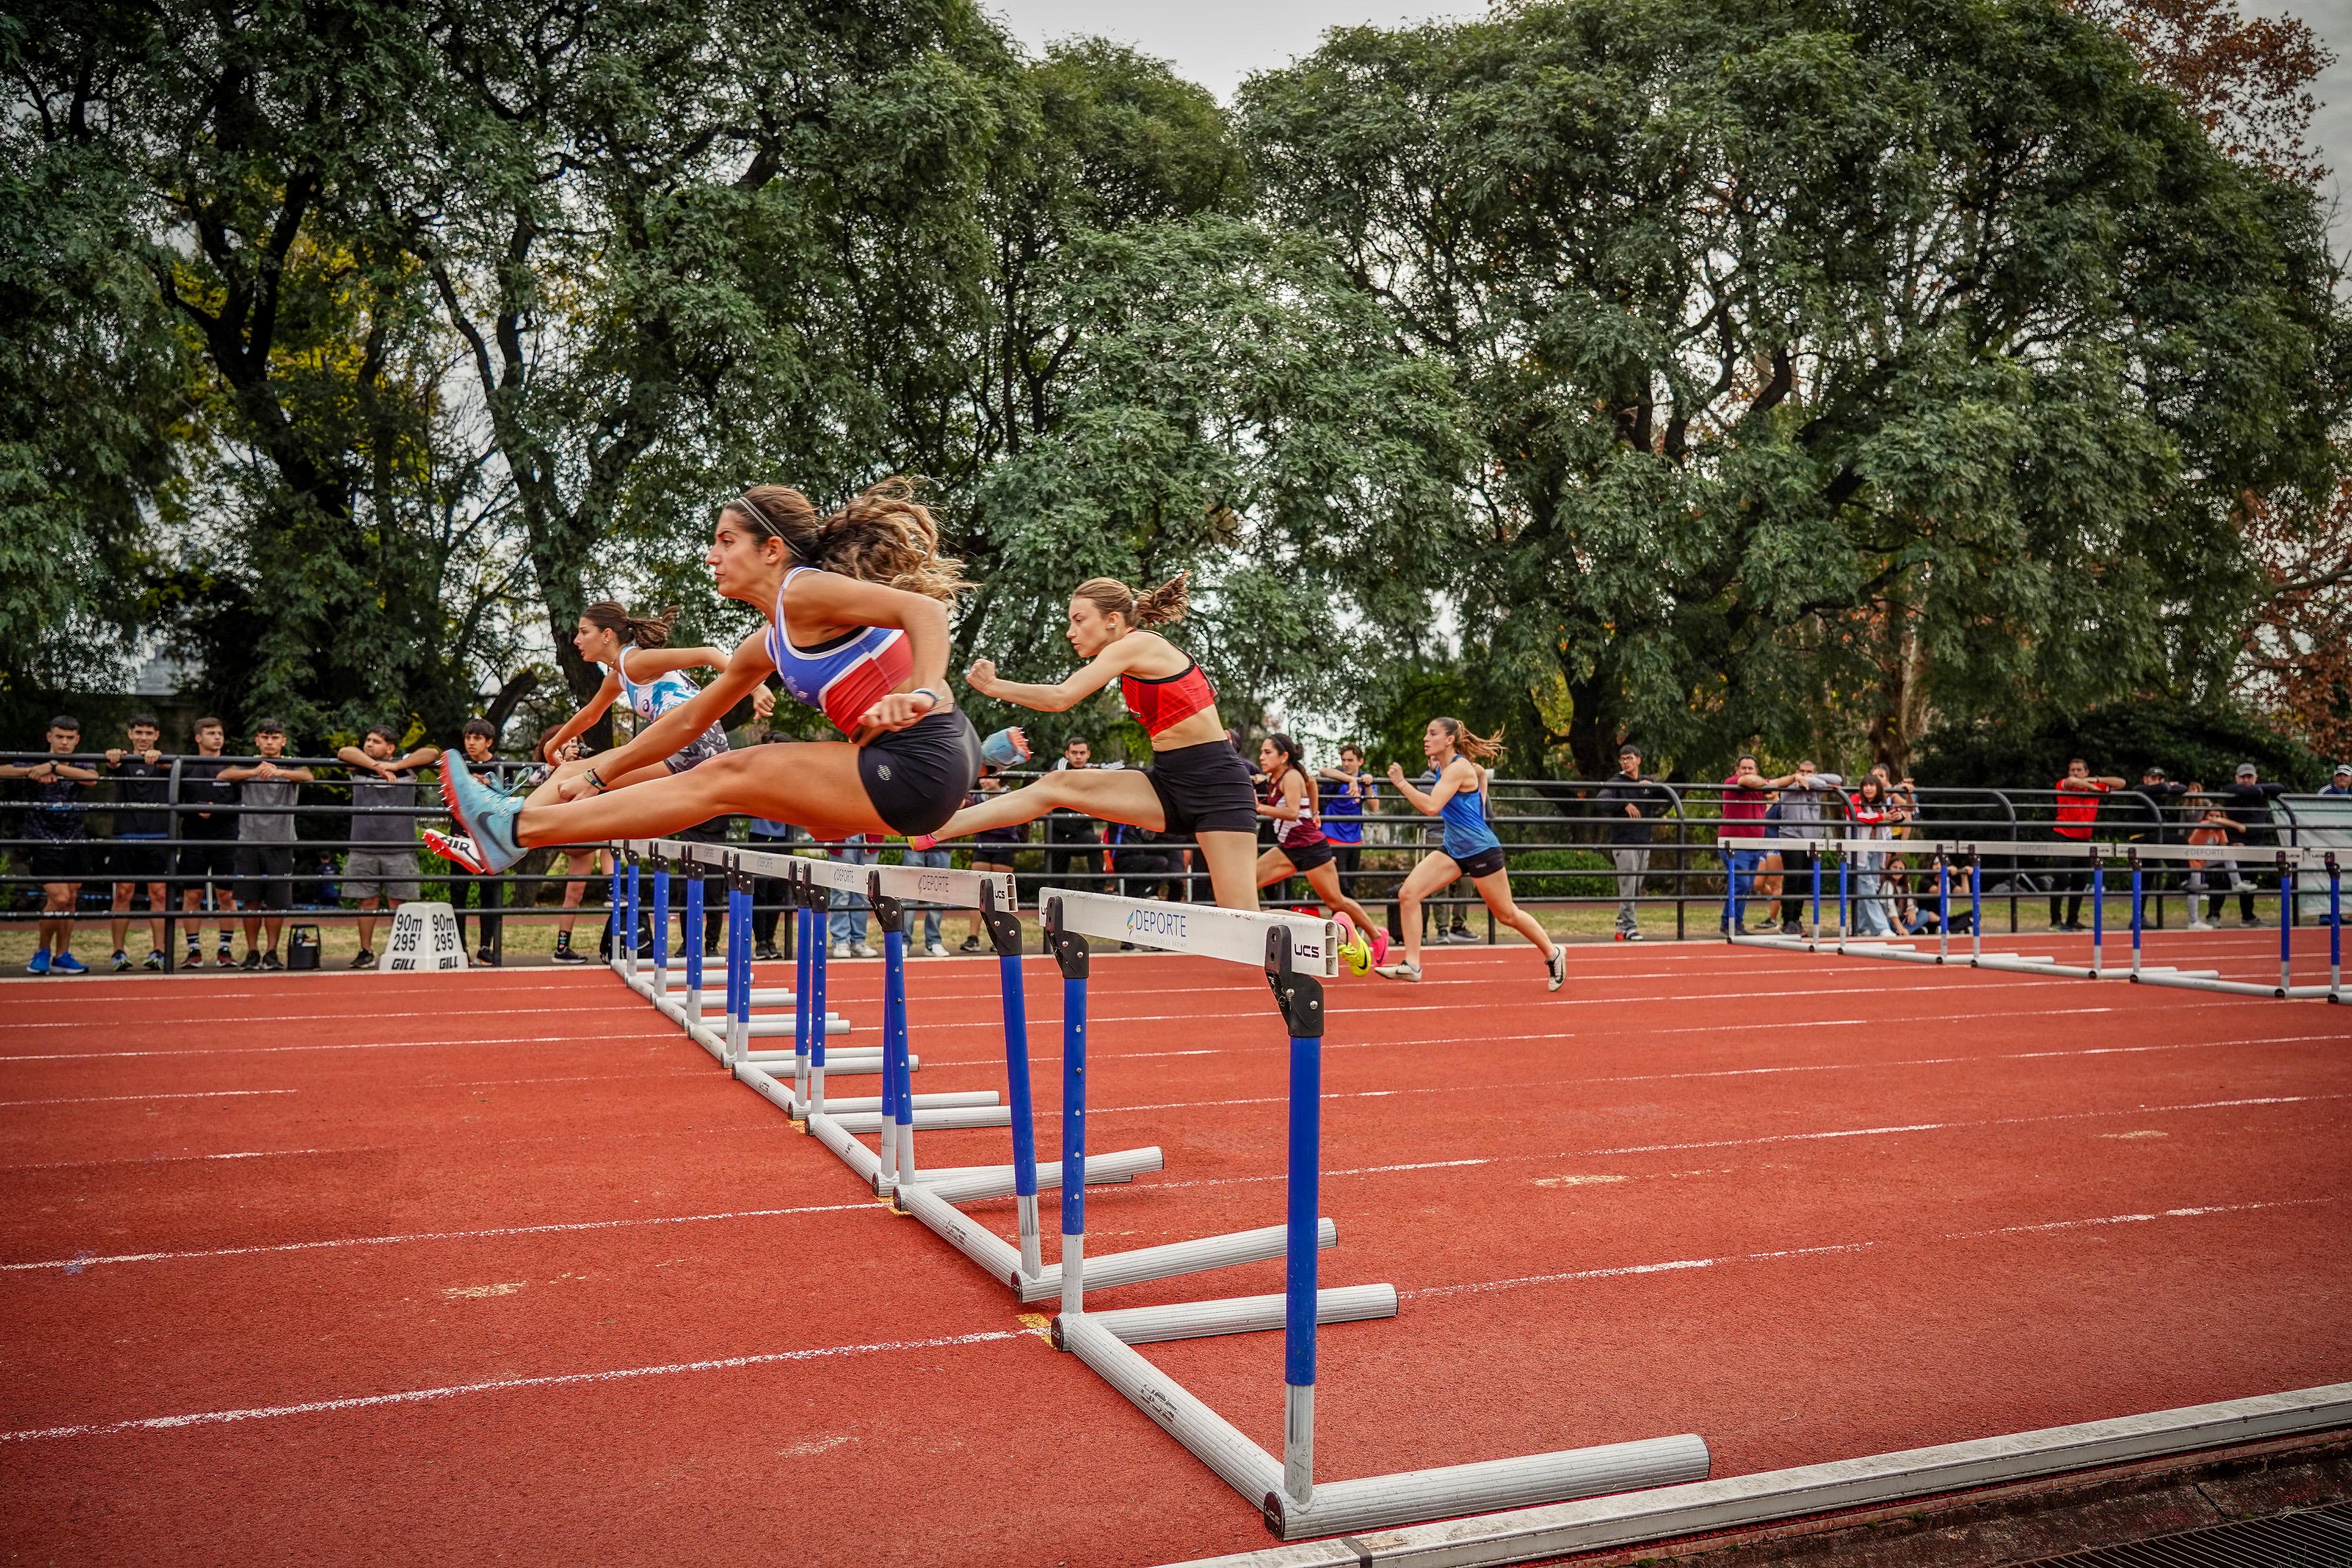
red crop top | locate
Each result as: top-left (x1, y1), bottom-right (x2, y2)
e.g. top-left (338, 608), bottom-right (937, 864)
top-left (1120, 660), bottom-right (1218, 737)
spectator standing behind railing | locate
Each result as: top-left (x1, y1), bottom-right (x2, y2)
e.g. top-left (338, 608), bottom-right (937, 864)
top-left (2123, 766), bottom-right (2187, 915)
top-left (1756, 761), bottom-right (1841, 936)
top-left (334, 726), bottom-right (442, 968)
top-left (1045, 736), bottom-right (1107, 887)
top-left (446, 720), bottom-right (507, 964)
top-left (102, 714), bottom-right (172, 971)
top-left (1846, 775), bottom-right (1901, 937)
top-left (221, 720), bottom-right (314, 970)
top-left (2211, 761), bottom-right (2287, 927)
top-left (2, 716), bottom-right (99, 974)
top-left (1595, 743), bottom-right (1667, 942)
top-left (176, 717), bottom-right (240, 967)
top-left (1717, 754), bottom-right (1771, 935)
top-left (1318, 745), bottom-right (1378, 897)
top-left (2320, 763), bottom-right (2351, 796)
top-left (2050, 759), bottom-right (2123, 932)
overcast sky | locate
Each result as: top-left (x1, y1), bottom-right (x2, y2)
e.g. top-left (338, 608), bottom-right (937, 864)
top-left (985, 0), bottom-right (2352, 258)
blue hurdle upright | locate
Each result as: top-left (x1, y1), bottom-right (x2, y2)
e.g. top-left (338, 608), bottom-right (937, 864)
top-left (1035, 887), bottom-right (1710, 1540)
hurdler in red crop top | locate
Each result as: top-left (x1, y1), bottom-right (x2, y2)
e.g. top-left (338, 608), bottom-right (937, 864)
top-left (1120, 659), bottom-right (1217, 737)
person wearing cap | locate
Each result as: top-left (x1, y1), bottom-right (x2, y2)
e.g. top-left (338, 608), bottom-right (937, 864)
top-left (1594, 743), bottom-right (1668, 940)
top-left (2320, 763), bottom-right (2352, 797)
top-left (2207, 762), bottom-right (2287, 927)
top-left (2123, 766), bottom-right (2187, 921)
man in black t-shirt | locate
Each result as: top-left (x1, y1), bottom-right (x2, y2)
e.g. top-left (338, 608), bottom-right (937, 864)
top-left (2207, 762), bottom-right (2287, 927)
top-left (175, 717), bottom-right (242, 967)
top-left (103, 714), bottom-right (172, 971)
top-left (2, 716), bottom-right (101, 974)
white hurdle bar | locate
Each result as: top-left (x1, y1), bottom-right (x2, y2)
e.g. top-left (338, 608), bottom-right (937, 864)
top-left (1034, 886), bottom-right (1706, 1539)
top-left (1721, 835), bottom-right (2340, 1000)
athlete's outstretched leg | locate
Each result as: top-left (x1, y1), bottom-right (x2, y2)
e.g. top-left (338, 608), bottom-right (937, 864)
top-left (1472, 868), bottom-right (1564, 988)
top-left (923, 768), bottom-right (1165, 842)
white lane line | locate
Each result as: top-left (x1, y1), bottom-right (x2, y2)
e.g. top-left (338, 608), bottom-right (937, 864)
top-left (0, 1002), bottom-right (664, 1032)
top-left (6, 1147), bottom-right (345, 1172)
top-left (2, 1199), bottom-right (881, 1273)
top-left (1, 1119), bottom-right (793, 1175)
top-left (0, 1326), bottom-right (1027, 1444)
top-left (0, 1032), bottom-right (679, 1064)
top-left (0, 1090), bottom-right (298, 1108)
top-left (1145, 1093), bottom-right (2348, 1192)
top-left (912, 1015), bottom-right (2333, 1074)
top-left (1405, 1195), bottom-right (2343, 1300)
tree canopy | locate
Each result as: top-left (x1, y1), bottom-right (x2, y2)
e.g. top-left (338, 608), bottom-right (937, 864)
top-left (4, 0), bottom-right (2346, 781)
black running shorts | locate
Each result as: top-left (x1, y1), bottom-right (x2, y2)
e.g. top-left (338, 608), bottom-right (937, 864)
top-left (1141, 740), bottom-right (1258, 837)
top-left (859, 708), bottom-right (983, 836)
top-left (1453, 845), bottom-right (1507, 880)
top-left (1270, 838), bottom-right (1336, 874)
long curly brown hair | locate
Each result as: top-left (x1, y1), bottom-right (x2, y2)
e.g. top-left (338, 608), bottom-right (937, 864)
top-left (729, 478), bottom-right (971, 603)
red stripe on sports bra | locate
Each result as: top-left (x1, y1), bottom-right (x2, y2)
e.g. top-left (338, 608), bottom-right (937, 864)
top-left (1120, 661), bottom-right (1217, 737)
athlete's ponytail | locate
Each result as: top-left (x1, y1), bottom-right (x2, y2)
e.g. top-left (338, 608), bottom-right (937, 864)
top-left (818, 477), bottom-right (972, 602)
top-left (1432, 717), bottom-right (1506, 763)
top-left (1073, 570), bottom-right (1189, 629)
top-left (582, 600), bottom-right (681, 649)
top-left (732, 479), bottom-right (970, 603)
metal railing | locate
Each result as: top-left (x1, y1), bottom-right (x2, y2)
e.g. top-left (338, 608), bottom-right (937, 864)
top-left (4, 750), bottom-right (2344, 966)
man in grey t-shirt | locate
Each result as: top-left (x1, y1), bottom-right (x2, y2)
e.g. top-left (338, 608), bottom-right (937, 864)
top-left (1760, 761), bottom-right (1842, 935)
top-left (335, 725), bottom-right (444, 967)
top-left (220, 719), bottom-right (316, 969)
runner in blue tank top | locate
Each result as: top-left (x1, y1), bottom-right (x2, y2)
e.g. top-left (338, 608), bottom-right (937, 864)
top-left (1378, 717), bottom-right (1564, 991)
top-left (527, 601), bottom-right (733, 810)
top-left (432, 479), bottom-right (980, 874)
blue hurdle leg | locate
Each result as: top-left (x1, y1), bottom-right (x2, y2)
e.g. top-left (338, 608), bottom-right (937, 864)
top-left (1061, 968), bottom-right (1088, 1317)
top-left (2281, 867), bottom-right (2295, 996)
top-left (1936, 860), bottom-right (1950, 962)
top-left (2330, 867), bottom-right (2341, 1002)
top-left (2090, 857), bottom-right (2104, 977)
top-left (1000, 945), bottom-right (1043, 1278)
top-left (730, 878), bottom-right (752, 1065)
top-left (795, 899), bottom-right (814, 1107)
top-left (881, 926), bottom-right (910, 1192)
top-left (1970, 863), bottom-right (1983, 962)
top-left (1282, 1021), bottom-right (1322, 1506)
top-left (2130, 864), bottom-right (2144, 978)
top-left (1810, 852), bottom-right (1822, 947)
top-left (651, 868), bottom-right (671, 992)
top-left (624, 859), bottom-right (642, 980)
top-left (1837, 855), bottom-right (1850, 949)
top-left (607, 856), bottom-right (624, 968)
top-left (684, 872), bottom-right (705, 1005)
top-left (808, 901), bottom-right (830, 1114)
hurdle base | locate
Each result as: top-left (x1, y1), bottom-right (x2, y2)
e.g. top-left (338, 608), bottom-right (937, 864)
top-left (1018, 1218), bottom-right (1338, 1305)
top-left (915, 1146), bottom-right (1164, 1205)
top-left (1062, 1285), bottom-right (1398, 1346)
top-left (828, 1106), bottom-right (1014, 1135)
top-left (805, 1109), bottom-right (883, 1185)
top-left (1055, 1313), bottom-right (1709, 1540)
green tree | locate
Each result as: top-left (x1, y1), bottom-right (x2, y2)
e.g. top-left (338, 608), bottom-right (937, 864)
top-left (1241, 0), bottom-right (2352, 780)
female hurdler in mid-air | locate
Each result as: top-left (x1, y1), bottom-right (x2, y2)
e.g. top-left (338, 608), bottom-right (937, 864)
top-left (429, 479), bottom-right (981, 870)
top-left (903, 574), bottom-right (1267, 911)
top-left (528, 601), bottom-right (733, 807)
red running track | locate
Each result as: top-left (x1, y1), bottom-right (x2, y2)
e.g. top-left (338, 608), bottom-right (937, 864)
top-left (1, 938), bottom-right (2347, 1566)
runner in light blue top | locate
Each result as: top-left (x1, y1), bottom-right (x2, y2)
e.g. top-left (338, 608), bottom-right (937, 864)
top-left (528, 600), bottom-right (733, 809)
top-left (1380, 717), bottom-right (1563, 991)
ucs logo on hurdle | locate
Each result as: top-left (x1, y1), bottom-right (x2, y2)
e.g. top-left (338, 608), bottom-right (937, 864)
top-left (381, 902), bottom-right (468, 971)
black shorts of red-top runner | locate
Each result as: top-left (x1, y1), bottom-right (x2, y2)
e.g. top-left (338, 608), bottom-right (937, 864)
top-left (859, 708), bottom-right (983, 836)
top-left (1140, 738), bottom-right (1258, 837)
top-left (1453, 844), bottom-right (1506, 880)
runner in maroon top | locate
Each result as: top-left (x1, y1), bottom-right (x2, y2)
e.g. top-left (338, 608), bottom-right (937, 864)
top-left (910, 573), bottom-right (1265, 909)
top-left (1253, 733), bottom-right (1388, 971)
